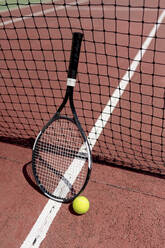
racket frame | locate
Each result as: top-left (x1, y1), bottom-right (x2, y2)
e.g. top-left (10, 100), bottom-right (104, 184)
top-left (32, 33), bottom-right (92, 202)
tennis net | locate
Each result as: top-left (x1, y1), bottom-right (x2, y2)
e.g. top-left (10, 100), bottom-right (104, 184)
top-left (0, 1), bottom-right (165, 175)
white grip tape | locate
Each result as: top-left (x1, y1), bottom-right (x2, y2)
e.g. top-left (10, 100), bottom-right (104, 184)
top-left (67, 78), bottom-right (76, 87)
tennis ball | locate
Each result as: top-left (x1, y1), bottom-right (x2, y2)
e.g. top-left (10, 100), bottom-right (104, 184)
top-left (72, 196), bottom-right (90, 215)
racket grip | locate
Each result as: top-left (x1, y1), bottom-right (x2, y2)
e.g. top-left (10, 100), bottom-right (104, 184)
top-left (67, 32), bottom-right (83, 79)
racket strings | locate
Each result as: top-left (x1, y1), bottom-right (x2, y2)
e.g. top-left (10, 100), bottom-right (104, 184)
top-left (33, 118), bottom-right (89, 200)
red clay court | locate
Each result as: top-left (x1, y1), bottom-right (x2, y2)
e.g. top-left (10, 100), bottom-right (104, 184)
top-left (0, 1), bottom-right (165, 247)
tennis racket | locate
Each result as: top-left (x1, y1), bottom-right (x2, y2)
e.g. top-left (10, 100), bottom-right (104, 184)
top-left (32, 32), bottom-right (92, 203)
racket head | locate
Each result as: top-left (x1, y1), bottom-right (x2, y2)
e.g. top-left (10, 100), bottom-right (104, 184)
top-left (32, 116), bottom-right (92, 203)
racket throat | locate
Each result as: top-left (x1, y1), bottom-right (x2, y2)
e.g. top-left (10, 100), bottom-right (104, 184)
top-left (57, 86), bottom-right (73, 113)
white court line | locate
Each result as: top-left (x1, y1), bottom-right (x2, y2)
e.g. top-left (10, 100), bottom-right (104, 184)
top-left (89, 11), bottom-right (165, 148)
top-left (0, 0), bottom-right (61, 14)
top-left (67, 6), bottom-right (161, 12)
top-left (0, 0), bottom-right (88, 26)
top-left (20, 9), bottom-right (165, 248)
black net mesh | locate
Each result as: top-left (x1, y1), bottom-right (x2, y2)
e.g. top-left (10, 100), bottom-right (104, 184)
top-left (0, 0), bottom-right (165, 174)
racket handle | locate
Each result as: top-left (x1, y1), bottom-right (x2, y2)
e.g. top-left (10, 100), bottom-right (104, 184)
top-left (67, 32), bottom-right (83, 80)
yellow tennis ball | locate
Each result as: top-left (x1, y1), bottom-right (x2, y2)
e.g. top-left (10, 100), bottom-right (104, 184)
top-left (72, 196), bottom-right (90, 214)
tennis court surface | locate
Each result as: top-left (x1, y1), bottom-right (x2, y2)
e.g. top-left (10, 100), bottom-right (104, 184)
top-left (1, 0), bottom-right (165, 247)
